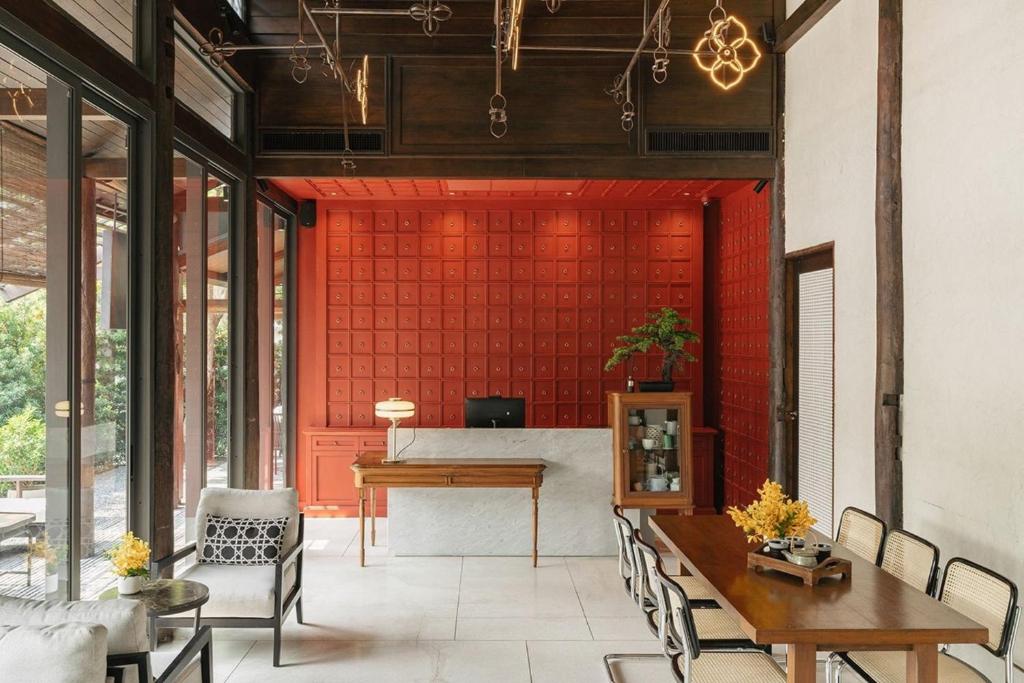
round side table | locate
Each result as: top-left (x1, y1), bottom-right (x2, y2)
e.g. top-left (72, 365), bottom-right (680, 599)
top-left (101, 578), bottom-right (209, 651)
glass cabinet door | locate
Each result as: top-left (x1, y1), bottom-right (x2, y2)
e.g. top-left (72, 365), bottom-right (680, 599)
top-left (622, 406), bottom-right (685, 496)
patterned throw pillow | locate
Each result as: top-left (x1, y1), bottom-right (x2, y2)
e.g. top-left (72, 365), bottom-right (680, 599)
top-left (200, 515), bottom-right (289, 565)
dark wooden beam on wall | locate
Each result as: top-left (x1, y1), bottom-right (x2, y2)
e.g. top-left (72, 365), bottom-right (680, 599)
top-left (141, 0), bottom-right (178, 568)
top-left (773, 0), bottom-right (843, 53)
top-left (239, 91), bottom-right (261, 490)
top-left (768, 0), bottom-right (789, 487)
top-left (874, 0), bottom-right (903, 529)
top-left (174, 103), bottom-right (248, 173)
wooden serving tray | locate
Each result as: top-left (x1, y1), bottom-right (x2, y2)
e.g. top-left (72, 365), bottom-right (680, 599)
top-left (747, 546), bottom-right (852, 586)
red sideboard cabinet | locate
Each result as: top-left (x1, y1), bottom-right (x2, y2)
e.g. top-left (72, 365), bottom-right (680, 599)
top-left (302, 429), bottom-right (388, 517)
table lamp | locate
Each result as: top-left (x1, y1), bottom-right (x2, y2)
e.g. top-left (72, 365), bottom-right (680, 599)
top-left (374, 397), bottom-right (416, 462)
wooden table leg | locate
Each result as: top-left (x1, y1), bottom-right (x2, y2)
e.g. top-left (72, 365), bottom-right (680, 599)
top-left (786, 643), bottom-right (817, 683)
top-left (906, 644), bottom-right (938, 683)
top-left (370, 487), bottom-right (377, 547)
top-left (358, 486), bottom-right (365, 567)
top-left (531, 486), bottom-right (539, 568)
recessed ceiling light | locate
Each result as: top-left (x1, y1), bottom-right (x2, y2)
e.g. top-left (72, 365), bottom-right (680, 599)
top-left (565, 192), bottom-right (573, 196)
top-left (448, 191), bottom-right (456, 196)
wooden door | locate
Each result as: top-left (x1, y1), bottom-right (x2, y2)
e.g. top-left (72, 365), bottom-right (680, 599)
top-left (784, 244), bottom-right (835, 535)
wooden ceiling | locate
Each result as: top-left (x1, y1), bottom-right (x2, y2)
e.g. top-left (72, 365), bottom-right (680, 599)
top-left (248, 0), bottom-right (772, 56)
top-left (272, 178), bottom-right (752, 200)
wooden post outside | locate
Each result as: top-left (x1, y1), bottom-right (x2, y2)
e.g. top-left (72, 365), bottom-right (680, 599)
top-left (874, 0), bottom-right (904, 529)
top-left (80, 178), bottom-right (97, 556)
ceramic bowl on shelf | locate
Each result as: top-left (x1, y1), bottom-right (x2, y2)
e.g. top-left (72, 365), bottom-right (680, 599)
top-left (648, 476), bottom-right (668, 492)
top-left (641, 438), bottom-right (655, 450)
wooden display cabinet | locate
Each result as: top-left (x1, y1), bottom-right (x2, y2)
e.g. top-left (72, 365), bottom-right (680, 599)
top-left (608, 392), bottom-right (694, 511)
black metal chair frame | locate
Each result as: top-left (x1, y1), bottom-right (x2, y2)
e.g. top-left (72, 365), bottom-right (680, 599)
top-left (153, 513), bottom-right (305, 667)
top-left (835, 506), bottom-right (888, 565)
top-left (832, 557), bottom-right (1020, 683)
top-left (106, 625), bottom-right (213, 683)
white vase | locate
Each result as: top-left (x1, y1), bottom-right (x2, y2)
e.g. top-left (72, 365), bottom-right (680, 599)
top-left (118, 575), bottom-right (144, 595)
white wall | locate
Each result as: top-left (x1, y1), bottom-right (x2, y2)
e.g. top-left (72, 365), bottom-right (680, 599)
top-left (785, 0), bottom-right (1024, 673)
top-left (901, 0), bottom-right (1024, 672)
top-left (785, 0), bottom-right (878, 519)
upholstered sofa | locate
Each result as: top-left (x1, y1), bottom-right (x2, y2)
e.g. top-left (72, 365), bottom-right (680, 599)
top-left (0, 594), bottom-right (210, 683)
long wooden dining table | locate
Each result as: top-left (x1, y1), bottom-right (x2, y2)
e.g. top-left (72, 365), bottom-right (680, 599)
top-left (650, 515), bottom-right (988, 683)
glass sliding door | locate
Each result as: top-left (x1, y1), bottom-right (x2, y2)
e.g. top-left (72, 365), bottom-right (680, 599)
top-left (205, 174), bottom-right (231, 488)
top-left (172, 156), bottom-right (236, 544)
top-left (0, 44), bottom-right (76, 599)
top-left (257, 201), bottom-right (290, 489)
top-left (78, 104), bottom-right (131, 598)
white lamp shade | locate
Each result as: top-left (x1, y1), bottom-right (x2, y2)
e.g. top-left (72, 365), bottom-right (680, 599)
top-left (375, 397), bottom-right (415, 420)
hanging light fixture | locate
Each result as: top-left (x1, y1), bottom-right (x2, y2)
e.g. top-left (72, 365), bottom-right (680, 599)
top-left (693, 0), bottom-right (762, 90)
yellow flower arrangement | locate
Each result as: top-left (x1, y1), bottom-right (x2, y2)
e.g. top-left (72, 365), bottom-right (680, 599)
top-left (108, 532), bottom-right (151, 578)
top-left (726, 479), bottom-right (816, 543)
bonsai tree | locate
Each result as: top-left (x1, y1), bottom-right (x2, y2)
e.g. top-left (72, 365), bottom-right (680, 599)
top-left (604, 307), bottom-right (700, 383)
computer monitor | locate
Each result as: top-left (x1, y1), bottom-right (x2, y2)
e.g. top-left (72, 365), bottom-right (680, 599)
top-left (465, 397), bottom-right (526, 428)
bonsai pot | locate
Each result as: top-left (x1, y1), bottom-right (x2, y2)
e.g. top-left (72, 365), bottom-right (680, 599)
top-left (638, 380), bottom-right (675, 392)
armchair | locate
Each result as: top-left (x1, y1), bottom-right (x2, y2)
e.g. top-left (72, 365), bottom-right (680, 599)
top-left (154, 487), bottom-right (305, 667)
top-left (0, 595), bottom-right (211, 683)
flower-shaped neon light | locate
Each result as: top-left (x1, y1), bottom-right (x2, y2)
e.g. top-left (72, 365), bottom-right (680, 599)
top-left (693, 15), bottom-right (762, 90)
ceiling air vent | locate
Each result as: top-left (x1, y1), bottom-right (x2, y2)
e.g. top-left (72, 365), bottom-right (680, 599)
top-left (259, 128), bottom-right (385, 155)
top-left (646, 129), bottom-right (772, 155)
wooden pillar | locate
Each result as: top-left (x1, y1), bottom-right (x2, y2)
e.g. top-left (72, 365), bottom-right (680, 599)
top-left (874, 0), bottom-right (904, 529)
top-left (80, 177), bottom-right (97, 556)
top-left (146, 0), bottom-right (177, 566)
top-left (257, 204), bottom-right (275, 489)
top-left (768, 0), bottom-right (790, 488)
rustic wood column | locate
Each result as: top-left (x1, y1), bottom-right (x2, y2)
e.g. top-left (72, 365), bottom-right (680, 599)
top-left (874, 0), bottom-right (904, 528)
top-left (145, 0), bottom-right (177, 566)
top-left (768, 0), bottom-right (789, 487)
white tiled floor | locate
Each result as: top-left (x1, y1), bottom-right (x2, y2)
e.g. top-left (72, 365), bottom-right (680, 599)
top-left (163, 518), bottom-right (830, 682)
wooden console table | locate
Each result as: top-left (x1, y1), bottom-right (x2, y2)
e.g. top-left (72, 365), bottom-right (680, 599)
top-left (351, 453), bottom-right (546, 567)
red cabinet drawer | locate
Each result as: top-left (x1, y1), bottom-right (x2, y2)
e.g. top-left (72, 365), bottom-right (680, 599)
top-left (328, 357), bottom-right (351, 378)
top-left (466, 331), bottom-right (487, 355)
top-left (442, 210), bottom-right (464, 234)
top-left (556, 332), bottom-right (578, 355)
top-left (443, 380), bottom-right (464, 403)
top-left (511, 210), bottom-right (532, 232)
top-left (603, 235), bottom-right (624, 257)
top-left (351, 260), bottom-right (373, 281)
top-left (419, 331), bottom-right (441, 354)
top-left (420, 308), bottom-right (441, 330)
top-left (373, 380), bottom-right (396, 402)
top-left (534, 261), bottom-right (555, 282)
top-left (647, 261), bottom-right (671, 282)
top-left (556, 285), bottom-right (577, 307)
top-left (463, 211), bottom-right (485, 233)
top-left (351, 356), bottom-right (373, 378)
top-left (648, 210), bottom-right (671, 233)
top-left (510, 260), bottom-right (532, 281)
top-left (488, 284), bottom-right (509, 306)
top-left (328, 332), bottom-right (350, 355)
top-left (442, 308), bottom-right (465, 330)
top-left (351, 379), bottom-right (373, 402)
top-left (310, 434), bottom-right (358, 450)
top-left (534, 331), bottom-right (555, 354)
top-left (465, 260), bottom-right (486, 281)
top-left (489, 331), bottom-right (509, 354)
top-left (328, 380), bottom-right (351, 403)
top-left (580, 284), bottom-right (600, 306)
top-left (420, 260), bottom-right (441, 281)
top-left (446, 235), bottom-right (468, 257)
top-left (556, 237), bottom-right (578, 259)
top-left (420, 379), bottom-right (442, 402)
top-left (580, 332), bottom-right (601, 355)
top-left (373, 331), bottom-right (396, 354)
top-left (374, 235), bottom-right (396, 257)
top-left (397, 210), bottom-right (419, 232)
top-left (603, 211), bottom-right (624, 232)
top-left (374, 210), bottom-right (395, 232)
top-left (580, 210), bottom-right (601, 232)
top-left (327, 236), bottom-right (350, 257)
top-left (351, 235), bottom-right (373, 256)
top-left (396, 283), bottom-right (418, 306)
top-left (487, 259), bottom-right (509, 281)
top-left (626, 260), bottom-right (646, 282)
top-left (442, 332), bottom-right (465, 355)
top-left (464, 284), bottom-right (483, 306)
top-left (534, 210), bottom-right (555, 233)
top-left (351, 308), bottom-right (373, 329)
top-left (579, 235), bottom-right (600, 258)
top-left (488, 210), bottom-right (509, 232)
top-left (396, 309), bottom-right (419, 330)
top-left (511, 235), bottom-right (532, 257)
top-left (348, 211), bottom-right (370, 232)
top-left (602, 260), bottom-right (624, 281)
top-left (510, 332), bottom-right (531, 354)
top-left (374, 260), bottom-right (395, 281)
top-left (534, 236), bottom-right (555, 257)
top-left (648, 236), bottom-right (670, 259)
top-left (327, 404), bottom-right (350, 427)
top-left (420, 211), bottom-right (442, 233)
top-left (374, 283), bottom-right (395, 306)
top-left (327, 307), bottom-right (350, 330)
top-left (328, 284), bottom-right (349, 306)
top-left (326, 210), bottom-right (350, 234)
top-left (396, 235), bottom-right (418, 257)
top-left (351, 284), bottom-right (372, 306)
top-left (488, 234), bottom-right (510, 258)
top-left (556, 210), bottom-right (577, 234)
top-left (327, 260), bottom-right (350, 282)
top-left (396, 259), bottom-right (418, 281)
top-left (360, 435), bottom-right (388, 450)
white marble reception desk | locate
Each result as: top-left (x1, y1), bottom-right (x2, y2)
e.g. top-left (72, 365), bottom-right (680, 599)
top-left (387, 428), bottom-right (616, 557)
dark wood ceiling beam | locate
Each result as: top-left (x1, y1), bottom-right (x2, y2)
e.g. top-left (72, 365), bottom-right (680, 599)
top-left (773, 0), bottom-right (843, 53)
top-left (255, 155), bottom-right (776, 179)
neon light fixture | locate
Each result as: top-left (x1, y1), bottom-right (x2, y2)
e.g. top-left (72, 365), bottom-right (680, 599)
top-left (355, 54), bottom-right (369, 125)
top-left (693, 1), bottom-right (762, 91)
